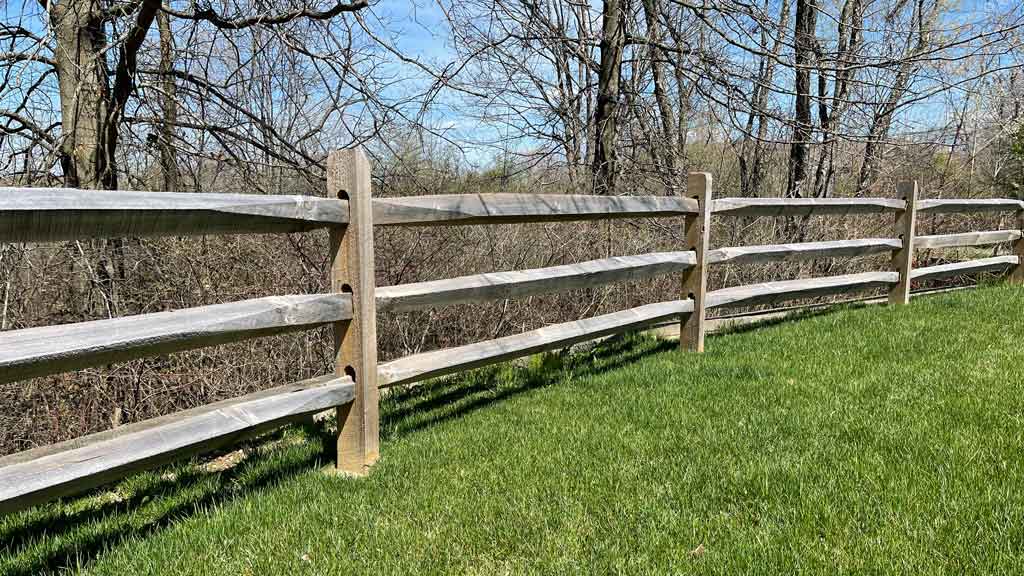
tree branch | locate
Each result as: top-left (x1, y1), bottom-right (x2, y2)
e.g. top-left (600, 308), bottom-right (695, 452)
top-left (163, 0), bottom-right (368, 30)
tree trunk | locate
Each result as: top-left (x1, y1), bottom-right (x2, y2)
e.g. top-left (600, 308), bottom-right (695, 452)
top-left (640, 0), bottom-right (680, 189)
top-left (785, 0), bottom-right (816, 198)
top-left (592, 0), bottom-right (627, 194)
top-left (157, 10), bottom-right (180, 192)
top-left (51, 1), bottom-right (114, 190)
top-left (739, 0), bottom-right (790, 198)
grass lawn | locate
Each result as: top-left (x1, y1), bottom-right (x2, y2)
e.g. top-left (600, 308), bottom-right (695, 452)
top-left (3, 284), bottom-right (1024, 574)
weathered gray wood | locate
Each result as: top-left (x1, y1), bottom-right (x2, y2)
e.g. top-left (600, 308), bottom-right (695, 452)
top-left (890, 181), bottom-right (918, 305)
top-left (376, 251), bottom-right (696, 313)
top-left (680, 173), bottom-right (712, 352)
top-left (0, 374), bottom-right (354, 516)
top-left (706, 271), bottom-right (899, 309)
top-left (707, 238), bottom-right (901, 265)
top-left (372, 193), bottom-right (697, 225)
top-left (914, 230), bottom-right (1023, 250)
top-left (328, 148), bottom-right (379, 475)
top-left (0, 187), bottom-right (347, 242)
top-left (378, 299), bottom-right (694, 388)
top-left (1013, 211), bottom-right (1024, 284)
top-left (909, 256), bottom-right (1019, 282)
top-left (916, 198), bottom-right (1024, 214)
top-left (712, 197), bottom-right (905, 217)
top-left (0, 294), bottom-right (352, 385)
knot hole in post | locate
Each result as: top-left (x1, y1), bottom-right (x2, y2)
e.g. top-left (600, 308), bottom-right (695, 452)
top-left (343, 365), bottom-right (357, 381)
top-left (338, 189), bottom-right (349, 200)
top-left (341, 284), bottom-right (353, 294)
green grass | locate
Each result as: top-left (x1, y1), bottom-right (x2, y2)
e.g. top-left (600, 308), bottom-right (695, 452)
top-left (3, 284), bottom-right (1024, 574)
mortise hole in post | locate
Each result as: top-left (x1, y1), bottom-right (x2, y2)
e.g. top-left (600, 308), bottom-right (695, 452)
top-left (340, 284), bottom-right (353, 294)
top-left (344, 365), bottom-right (356, 380)
top-left (338, 190), bottom-right (349, 200)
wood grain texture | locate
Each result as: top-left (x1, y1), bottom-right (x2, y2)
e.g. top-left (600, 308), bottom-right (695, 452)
top-left (1013, 211), bottom-right (1024, 285)
top-left (680, 173), bottom-right (712, 352)
top-left (915, 230), bottom-right (1023, 250)
top-left (371, 193), bottom-right (697, 225)
top-left (706, 271), bottom-right (899, 309)
top-left (378, 299), bottom-right (694, 388)
top-left (916, 198), bottom-right (1024, 214)
top-left (0, 374), bottom-right (354, 516)
top-left (890, 181), bottom-right (918, 305)
top-left (712, 197), bottom-right (904, 217)
top-left (708, 238), bottom-right (901, 265)
top-left (909, 256), bottom-right (1019, 282)
top-left (376, 251), bottom-right (696, 312)
top-left (0, 187), bottom-right (346, 242)
top-left (328, 148), bottom-right (380, 475)
top-left (0, 294), bottom-right (352, 385)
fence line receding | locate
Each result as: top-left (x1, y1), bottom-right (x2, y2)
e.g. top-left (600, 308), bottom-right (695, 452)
top-left (1, 146), bottom-right (1022, 516)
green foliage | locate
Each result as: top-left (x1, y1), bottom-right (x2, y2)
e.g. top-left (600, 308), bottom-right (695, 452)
top-left (3, 285), bottom-right (1024, 574)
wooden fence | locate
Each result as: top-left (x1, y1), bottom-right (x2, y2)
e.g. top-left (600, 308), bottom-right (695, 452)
top-left (1, 147), bottom-right (1022, 516)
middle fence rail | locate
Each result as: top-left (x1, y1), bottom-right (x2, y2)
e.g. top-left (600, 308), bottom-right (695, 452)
top-left (0, 146), bottom-right (1022, 516)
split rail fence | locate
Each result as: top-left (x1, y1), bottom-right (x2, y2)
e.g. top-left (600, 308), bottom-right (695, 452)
top-left (0, 148), bottom-right (1022, 516)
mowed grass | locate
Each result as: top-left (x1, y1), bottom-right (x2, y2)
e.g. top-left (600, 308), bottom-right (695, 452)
top-left (3, 284), bottom-right (1024, 574)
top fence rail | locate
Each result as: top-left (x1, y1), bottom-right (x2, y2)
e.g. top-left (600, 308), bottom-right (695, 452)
top-left (370, 193), bottom-right (698, 225)
top-left (0, 187), bottom-right (348, 242)
top-left (2, 186), bottom-right (1022, 244)
top-left (712, 197), bottom-right (906, 216)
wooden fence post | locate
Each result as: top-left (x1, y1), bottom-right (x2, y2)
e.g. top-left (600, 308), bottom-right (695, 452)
top-left (327, 148), bottom-right (379, 475)
top-left (680, 172), bottom-right (712, 352)
top-left (1011, 207), bottom-right (1024, 285)
top-left (889, 180), bottom-right (918, 305)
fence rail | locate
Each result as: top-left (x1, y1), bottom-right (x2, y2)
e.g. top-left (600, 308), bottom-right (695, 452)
top-left (0, 187), bottom-right (348, 242)
top-left (372, 193), bottom-right (698, 225)
top-left (915, 230), bottom-right (1022, 250)
top-left (711, 197), bottom-right (905, 216)
top-left (1, 147), bottom-right (1022, 516)
top-left (0, 294), bottom-right (352, 385)
top-left (0, 374), bottom-right (353, 515)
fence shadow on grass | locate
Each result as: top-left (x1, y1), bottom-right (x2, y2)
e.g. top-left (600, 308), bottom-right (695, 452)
top-left (0, 424), bottom-right (324, 576)
top-left (0, 332), bottom-right (673, 575)
top-left (0, 302), bottom-right (885, 574)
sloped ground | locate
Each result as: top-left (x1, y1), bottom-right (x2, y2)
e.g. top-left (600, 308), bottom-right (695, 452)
top-left (2, 284), bottom-right (1023, 575)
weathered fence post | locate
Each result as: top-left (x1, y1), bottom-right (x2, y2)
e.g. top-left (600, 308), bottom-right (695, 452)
top-left (889, 180), bottom-right (918, 305)
top-left (680, 172), bottom-right (712, 352)
top-left (1012, 206), bottom-right (1024, 285)
top-left (327, 148), bottom-right (379, 475)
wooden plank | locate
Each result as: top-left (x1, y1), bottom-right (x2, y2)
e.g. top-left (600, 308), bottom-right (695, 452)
top-left (0, 187), bottom-right (346, 242)
top-left (708, 238), bottom-right (901, 265)
top-left (712, 197), bottom-right (904, 217)
top-left (909, 256), bottom-right (1019, 282)
top-left (328, 148), bottom-right (379, 476)
top-left (0, 294), bottom-right (352, 385)
top-left (916, 198), bottom-right (1024, 214)
top-left (706, 271), bottom-right (900, 309)
top-left (372, 193), bottom-right (697, 225)
top-left (378, 299), bottom-right (694, 388)
top-left (680, 173), bottom-right (712, 352)
top-left (376, 251), bottom-right (696, 313)
top-left (1013, 211), bottom-right (1024, 284)
top-left (0, 374), bottom-right (354, 516)
top-left (890, 181), bottom-right (918, 305)
top-left (915, 230), bottom-right (1022, 250)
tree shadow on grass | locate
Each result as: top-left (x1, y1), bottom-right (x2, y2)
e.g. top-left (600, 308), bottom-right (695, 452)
top-left (0, 333), bottom-right (673, 575)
